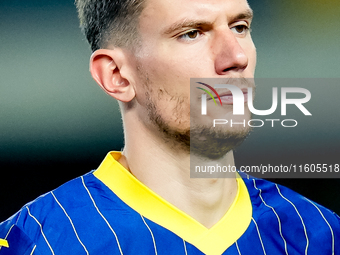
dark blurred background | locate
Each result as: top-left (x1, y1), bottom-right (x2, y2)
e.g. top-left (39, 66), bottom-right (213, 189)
top-left (1, 0), bottom-right (340, 221)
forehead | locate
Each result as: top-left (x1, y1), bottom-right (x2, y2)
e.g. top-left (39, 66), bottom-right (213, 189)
top-left (139, 0), bottom-right (252, 30)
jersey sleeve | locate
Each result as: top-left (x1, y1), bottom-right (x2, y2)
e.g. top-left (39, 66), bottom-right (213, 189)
top-left (0, 210), bottom-right (42, 255)
top-left (0, 224), bottom-right (39, 255)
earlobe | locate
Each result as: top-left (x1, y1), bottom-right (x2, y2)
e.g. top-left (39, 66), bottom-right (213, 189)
top-left (90, 49), bottom-right (135, 102)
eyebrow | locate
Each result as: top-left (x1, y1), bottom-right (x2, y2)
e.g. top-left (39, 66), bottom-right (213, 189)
top-left (162, 8), bottom-right (254, 36)
top-left (231, 9), bottom-right (254, 23)
top-left (163, 20), bottom-right (213, 35)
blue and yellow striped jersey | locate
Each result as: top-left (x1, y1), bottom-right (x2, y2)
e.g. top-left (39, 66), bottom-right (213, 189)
top-left (1, 152), bottom-right (339, 255)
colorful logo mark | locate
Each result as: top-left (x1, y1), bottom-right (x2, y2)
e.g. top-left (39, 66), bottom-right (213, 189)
top-left (196, 82), bottom-right (223, 106)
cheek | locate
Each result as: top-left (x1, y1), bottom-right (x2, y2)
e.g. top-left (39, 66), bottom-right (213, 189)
top-left (140, 60), bottom-right (192, 127)
top-left (140, 54), bottom-right (194, 97)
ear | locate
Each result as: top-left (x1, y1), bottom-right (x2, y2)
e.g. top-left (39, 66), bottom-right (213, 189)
top-left (90, 49), bottom-right (135, 102)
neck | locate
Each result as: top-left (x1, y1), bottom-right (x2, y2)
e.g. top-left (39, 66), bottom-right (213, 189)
top-left (121, 114), bottom-right (238, 228)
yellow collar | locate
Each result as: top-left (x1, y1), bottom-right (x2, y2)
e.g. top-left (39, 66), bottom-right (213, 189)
top-left (94, 152), bottom-right (252, 255)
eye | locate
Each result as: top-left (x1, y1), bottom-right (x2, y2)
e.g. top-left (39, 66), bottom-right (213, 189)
top-left (231, 25), bottom-right (250, 35)
top-left (178, 30), bottom-right (202, 41)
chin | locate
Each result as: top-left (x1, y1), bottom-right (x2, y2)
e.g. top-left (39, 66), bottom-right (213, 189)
top-left (190, 124), bottom-right (252, 160)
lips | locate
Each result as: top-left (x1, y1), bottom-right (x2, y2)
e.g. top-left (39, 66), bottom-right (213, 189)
top-left (210, 88), bottom-right (249, 105)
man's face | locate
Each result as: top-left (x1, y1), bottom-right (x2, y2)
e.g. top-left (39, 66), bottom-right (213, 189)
top-left (129, 0), bottom-right (257, 154)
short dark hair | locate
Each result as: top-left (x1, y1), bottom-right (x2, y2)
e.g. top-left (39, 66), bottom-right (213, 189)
top-left (75, 0), bottom-right (145, 52)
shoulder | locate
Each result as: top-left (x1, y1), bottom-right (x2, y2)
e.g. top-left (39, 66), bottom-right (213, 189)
top-left (242, 175), bottom-right (340, 227)
top-left (242, 175), bottom-right (340, 254)
top-left (0, 171), bottom-right (126, 254)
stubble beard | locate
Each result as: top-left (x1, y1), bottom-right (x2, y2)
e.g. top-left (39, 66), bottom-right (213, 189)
top-left (138, 66), bottom-right (252, 160)
top-left (190, 123), bottom-right (252, 159)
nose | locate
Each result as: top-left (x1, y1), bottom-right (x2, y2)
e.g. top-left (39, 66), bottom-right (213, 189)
top-left (213, 28), bottom-right (249, 75)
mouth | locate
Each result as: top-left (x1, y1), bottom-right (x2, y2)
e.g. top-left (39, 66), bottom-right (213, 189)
top-left (196, 80), bottom-right (255, 106)
top-left (216, 89), bottom-right (249, 105)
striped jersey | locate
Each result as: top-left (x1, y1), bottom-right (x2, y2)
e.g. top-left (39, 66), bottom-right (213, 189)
top-left (0, 152), bottom-right (339, 255)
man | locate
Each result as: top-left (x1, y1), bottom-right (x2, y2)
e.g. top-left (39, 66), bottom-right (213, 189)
top-left (0, 0), bottom-right (339, 254)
